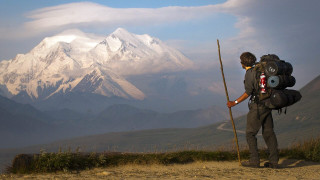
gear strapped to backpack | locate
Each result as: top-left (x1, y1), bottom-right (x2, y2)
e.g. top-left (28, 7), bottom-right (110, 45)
top-left (252, 54), bottom-right (302, 110)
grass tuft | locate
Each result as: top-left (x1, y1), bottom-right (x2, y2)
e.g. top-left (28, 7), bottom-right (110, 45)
top-left (280, 137), bottom-right (320, 162)
top-left (6, 137), bottom-right (320, 174)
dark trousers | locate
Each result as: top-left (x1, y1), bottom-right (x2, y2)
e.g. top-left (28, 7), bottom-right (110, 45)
top-left (246, 103), bottom-right (279, 163)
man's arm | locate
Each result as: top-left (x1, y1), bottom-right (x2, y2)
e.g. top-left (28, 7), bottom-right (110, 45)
top-left (227, 92), bottom-right (249, 108)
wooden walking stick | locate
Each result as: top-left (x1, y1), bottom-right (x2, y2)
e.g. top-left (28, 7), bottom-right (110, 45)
top-left (217, 39), bottom-right (241, 166)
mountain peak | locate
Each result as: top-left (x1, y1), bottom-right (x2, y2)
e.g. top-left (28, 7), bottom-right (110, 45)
top-left (109, 28), bottom-right (136, 43)
top-left (111, 28), bottom-right (154, 44)
top-left (113, 28), bottom-right (130, 35)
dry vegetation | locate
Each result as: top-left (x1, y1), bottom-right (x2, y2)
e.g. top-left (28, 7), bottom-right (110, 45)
top-left (1, 137), bottom-right (319, 179)
top-left (2, 159), bottom-right (320, 179)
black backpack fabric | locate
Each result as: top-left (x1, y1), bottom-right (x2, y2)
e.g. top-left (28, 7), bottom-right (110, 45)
top-left (253, 54), bottom-right (302, 110)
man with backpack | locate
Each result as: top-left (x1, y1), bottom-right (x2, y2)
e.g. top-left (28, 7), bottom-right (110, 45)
top-left (227, 52), bottom-right (279, 168)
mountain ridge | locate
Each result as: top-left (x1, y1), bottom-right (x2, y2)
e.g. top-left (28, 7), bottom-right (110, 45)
top-left (0, 28), bottom-right (192, 103)
top-left (0, 93), bottom-right (246, 149)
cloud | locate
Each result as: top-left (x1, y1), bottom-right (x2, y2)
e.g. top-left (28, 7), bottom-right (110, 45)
top-left (232, 0), bottom-right (319, 56)
top-left (22, 2), bottom-right (220, 34)
top-left (0, 2), bottom-right (226, 40)
top-left (221, 0), bottom-right (320, 54)
top-left (212, 0), bottom-right (320, 88)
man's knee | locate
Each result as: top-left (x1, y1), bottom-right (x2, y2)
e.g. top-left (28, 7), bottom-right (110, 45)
top-left (246, 130), bottom-right (259, 138)
top-left (262, 128), bottom-right (276, 139)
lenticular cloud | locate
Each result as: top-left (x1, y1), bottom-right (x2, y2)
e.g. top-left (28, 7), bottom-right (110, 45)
top-left (25, 2), bottom-right (219, 31)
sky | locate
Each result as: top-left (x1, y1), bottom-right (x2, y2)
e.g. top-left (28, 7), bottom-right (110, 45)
top-left (0, 0), bottom-right (319, 99)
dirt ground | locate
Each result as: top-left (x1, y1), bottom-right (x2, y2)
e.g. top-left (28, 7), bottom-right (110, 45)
top-left (1, 158), bottom-right (320, 180)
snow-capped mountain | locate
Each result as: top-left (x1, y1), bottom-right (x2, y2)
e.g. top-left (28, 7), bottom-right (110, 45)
top-left (0, 28), bottom-right (193, 101)
top-left (88, 28), bottom-right (193, 75)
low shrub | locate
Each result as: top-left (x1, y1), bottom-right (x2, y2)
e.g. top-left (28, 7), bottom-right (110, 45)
top-left (281, 137), bottom-right (320, 161)
top-left (6, 137), bottom-right (320, 174)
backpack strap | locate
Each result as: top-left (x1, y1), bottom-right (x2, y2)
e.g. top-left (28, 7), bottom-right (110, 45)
top-left (278, 108), bottom-right (282, 115)
top-left (277, 107), bottom-right (287, 115)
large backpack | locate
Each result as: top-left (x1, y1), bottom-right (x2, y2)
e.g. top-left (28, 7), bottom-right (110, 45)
top-left (253, 54), bottom-right (302, 110)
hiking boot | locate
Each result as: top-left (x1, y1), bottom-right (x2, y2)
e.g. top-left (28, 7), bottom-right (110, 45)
top-left (241, 161), bottom-right (260, 168)
top-left (264, 162), bottom-right (280, 169)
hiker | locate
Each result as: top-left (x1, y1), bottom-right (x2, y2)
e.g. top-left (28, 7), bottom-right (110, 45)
top-left (227, 52), bottom-right (279, 168)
